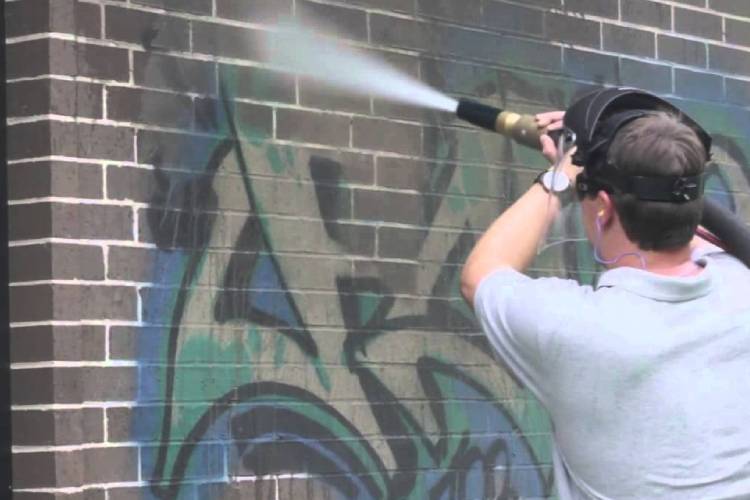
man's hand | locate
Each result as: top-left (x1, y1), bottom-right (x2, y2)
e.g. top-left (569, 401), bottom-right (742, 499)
top-left (536, 111), bottom-right (565, 163)
top-left (536, 110), bottom-right (582, 182)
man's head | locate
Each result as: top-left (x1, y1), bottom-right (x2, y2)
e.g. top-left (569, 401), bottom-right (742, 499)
top-left (580, 111), bottom-right (708, 251)
top-left (562, 87), bottom-right (711, 254)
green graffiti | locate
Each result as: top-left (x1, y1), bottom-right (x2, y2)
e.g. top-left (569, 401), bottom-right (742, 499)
top-left (266, 146), bottom-right (287, 174)
top-left (247, 326), bottom-right (263, 364)
top-left (273, 334), bottom-right (287, 368)
top-left (358, 293), bottom-right (382, 327)
top-left (446, 186), bottom-right (468, 213)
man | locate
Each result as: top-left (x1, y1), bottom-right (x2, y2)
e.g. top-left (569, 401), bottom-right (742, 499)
top-left (461, 88), bottom-right (750, 498)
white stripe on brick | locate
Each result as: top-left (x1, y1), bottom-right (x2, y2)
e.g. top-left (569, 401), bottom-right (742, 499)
top-left (11, 361), bottom-right (138, 369)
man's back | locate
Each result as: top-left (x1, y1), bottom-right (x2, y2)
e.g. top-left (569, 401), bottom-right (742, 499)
top-left (474, 250), bottom-right (750, 498)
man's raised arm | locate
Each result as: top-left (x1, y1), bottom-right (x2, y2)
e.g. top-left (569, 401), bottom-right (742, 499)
top-left (460, 111), bottom-right (578, 305)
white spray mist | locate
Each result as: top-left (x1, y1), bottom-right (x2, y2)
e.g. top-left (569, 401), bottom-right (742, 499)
top-left (260, 21), bottom-right (458, 113)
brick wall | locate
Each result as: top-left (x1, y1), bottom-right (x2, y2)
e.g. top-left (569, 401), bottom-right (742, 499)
top-left (6, 0), bottom-right (750, 498)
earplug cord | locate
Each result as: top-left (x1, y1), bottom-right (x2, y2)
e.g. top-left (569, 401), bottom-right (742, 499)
top-left (593, 214), bottom-right (647, 269)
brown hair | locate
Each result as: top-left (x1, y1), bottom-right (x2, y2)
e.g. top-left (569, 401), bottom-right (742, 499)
top-left (604, 112), bottom-right (707, 251)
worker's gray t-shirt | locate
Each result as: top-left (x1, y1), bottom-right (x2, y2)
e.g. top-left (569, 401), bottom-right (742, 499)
top-left (474, 249), bottom-right (750, 499)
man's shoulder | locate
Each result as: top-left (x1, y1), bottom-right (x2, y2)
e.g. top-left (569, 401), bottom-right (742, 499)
top-left (478, 267), bottom-right (592, 290)
top-left (706, 251), bottom-right (750, 292)
top-left (474, 267), bottom-right (594, 312)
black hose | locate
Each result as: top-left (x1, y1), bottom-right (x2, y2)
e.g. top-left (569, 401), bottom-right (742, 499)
top-left (701, 198), bottom-right (750, 268)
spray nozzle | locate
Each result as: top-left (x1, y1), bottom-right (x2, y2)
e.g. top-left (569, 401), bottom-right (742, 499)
top-left (456, 98), bottom-right (566, 151)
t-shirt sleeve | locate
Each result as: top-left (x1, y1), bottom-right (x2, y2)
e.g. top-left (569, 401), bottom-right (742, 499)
top-left (473, 267), bottom-right (591, 404)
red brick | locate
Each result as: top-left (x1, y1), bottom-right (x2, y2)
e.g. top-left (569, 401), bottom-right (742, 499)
top-left (546, 13), bottom-right (601, 49)
top-left (10, 203), bottom-right (133, 241)
top-left (10, 243), bottom-right (104, 282)
top-left (134, 52), bottom-right (216, 95)
top-left (8, 121), bottom-right (133, 162)
top-left (106, 5), bottom-right (189, 51)
top-left (50, 39), bottom-right (129, 81)
top-left (6, 0), bottom-right (101, 39)
top-left (13, 452), bottom-right (56, 489)
top-left (296, 1), bottom-right (368, 40)
top-left (276, 109), bottom-right (351, 147)
top-left (13, 366), bottom-right (136, 405)
top-left (10, 284), bottom-right (137, 322)
top-left (416, 0), bottom-right (481, 25)
top-left (219, 64), bottom-right (296, 103)
top-left (108, 246), bottom-right (160, 282)
top-left (710, 0), bottom-right (750, 17)
top-left (193, 21), bottom-right (266, 61)
top-left (352, 117), bottom-right (422, 155)
top-left (603, 24), bottom-right (655, 58)
top-left (13, 408), bottom-right (103, 446)
top-left (675, 7), bottom-right (722, 40)
top-left (107, 87), bottom-right (193, 129)
top-left (133, 0), bottom-right (211, 15)
top-left (11, 325), bottom-right (106, 363)
top-left (7, 79), bottom-right (103, 119)
top-left (8, 161), bottom-right (103, 200)
top-left (216, 0), bottom-right (293, 23)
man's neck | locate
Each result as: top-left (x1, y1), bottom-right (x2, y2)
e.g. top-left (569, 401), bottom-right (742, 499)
top-left (607, 244), bottom-right (703, 277)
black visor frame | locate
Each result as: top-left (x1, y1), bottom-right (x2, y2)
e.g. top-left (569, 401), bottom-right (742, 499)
top-left (575, 171), bottom-right (705, 202)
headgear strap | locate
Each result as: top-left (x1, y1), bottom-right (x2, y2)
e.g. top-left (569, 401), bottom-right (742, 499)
top-left (577, 110), bottom-right (706, 203)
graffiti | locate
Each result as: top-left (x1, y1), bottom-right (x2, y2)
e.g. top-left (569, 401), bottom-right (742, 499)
top-left (133, 58), bottom-right (564, 499)
top-left (131, 36), bottom-right (750, 500)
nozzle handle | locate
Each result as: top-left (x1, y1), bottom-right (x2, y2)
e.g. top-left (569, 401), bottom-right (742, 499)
top-left (456, 98), bottom-right (561, 150)
top-left (495, 111), bottom-right (547, 150)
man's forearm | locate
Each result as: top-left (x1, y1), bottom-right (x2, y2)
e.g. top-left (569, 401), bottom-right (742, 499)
top-left (461, 183), bottom-right (561, 303)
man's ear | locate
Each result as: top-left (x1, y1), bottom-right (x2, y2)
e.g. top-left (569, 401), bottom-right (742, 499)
top-left (596, 191), bottom-right (615, 227)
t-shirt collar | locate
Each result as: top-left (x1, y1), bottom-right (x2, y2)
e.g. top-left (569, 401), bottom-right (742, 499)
top-left (595, 253), bottom-right (714, 302)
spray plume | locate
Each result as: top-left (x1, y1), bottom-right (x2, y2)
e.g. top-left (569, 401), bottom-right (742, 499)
top-left (259, 17), bottom-right (551, 155)
top-left (260, 21), bottom-right (458, 113)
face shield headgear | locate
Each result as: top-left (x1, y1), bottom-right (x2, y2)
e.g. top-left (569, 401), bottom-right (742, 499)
top-left (561, 87), bottom-right (712, 203)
